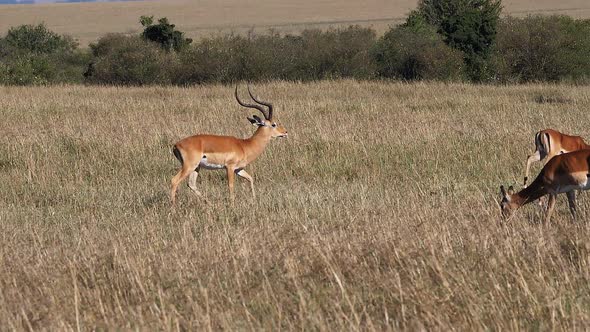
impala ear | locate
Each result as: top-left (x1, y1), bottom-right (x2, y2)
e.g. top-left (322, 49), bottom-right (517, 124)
top-left (508, 186), bottom-right (515, 195)
top-left (247, 115), bottom-right (264, 126)
top-left (500, 185), bottom-right (514, 201)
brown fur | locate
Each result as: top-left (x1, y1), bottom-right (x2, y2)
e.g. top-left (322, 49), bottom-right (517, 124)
top-left (504, 149), bottom-right (590, 223)
top-left (523, 128), bottom-right (590, 186)
top-left (171, 121), bottom-right (287, 205)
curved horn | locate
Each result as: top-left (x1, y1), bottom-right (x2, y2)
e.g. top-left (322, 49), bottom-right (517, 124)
top-left (248, 85), bottom-right (273, 120)
top-left (235, 86), bottom-right (269, 120)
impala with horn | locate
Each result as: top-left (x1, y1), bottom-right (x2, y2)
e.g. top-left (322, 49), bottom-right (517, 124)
top-left (523, 129), bottom-right (590, 187)
top-left (501, 149), bottom-right (590, 223)
top-left (170, 86), bottom-right (288, 205)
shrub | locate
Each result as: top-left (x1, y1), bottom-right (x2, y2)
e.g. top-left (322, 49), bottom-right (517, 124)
top-left (408, 0), bottom-right (502, 81)
top-left (239, 32), bottom-right (304, 81)
top-left (294, 26), bottom-right (377, 80)
top-left (85, 34), bottom-right (176, 85)
top-left (177, 32), bottom-right (298, 84)
top-left (140, 16), bottom-right (192, 52)
top-left (1, 23), bottom-right (77, 54)
top-left (372, 25), bottom-right (465, 81)
top-left (176, 34), bottom-right (250, 84)
top-left (0, 54), bottom-right (53, 85)
top-left (492, 15), bottom-right (590, 83)
top-left (0, 23), bottom-right (86, 85)
top-left (175, 26), bottom-right (377, 84)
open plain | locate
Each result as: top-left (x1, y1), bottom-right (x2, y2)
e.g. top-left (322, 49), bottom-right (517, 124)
top-left (2, 81), bottom-right (590, 329)
top-left (0, 0), bottom-right (590, 46)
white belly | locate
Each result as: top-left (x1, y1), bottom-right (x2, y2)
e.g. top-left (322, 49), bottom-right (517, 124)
top-left (556, 185), bottom-right (584, 194)
top-left (555, 173), bottom-right (590, 193)
top-left (580, 179), bottom-right (590, 191)
top-left (199, 156), bottom-right (225, 170)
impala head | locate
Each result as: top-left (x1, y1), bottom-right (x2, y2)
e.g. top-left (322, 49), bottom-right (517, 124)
top-left (499, 185), bottom-right (518, 219)
top-left (235, 86), bottom-right (288, 138)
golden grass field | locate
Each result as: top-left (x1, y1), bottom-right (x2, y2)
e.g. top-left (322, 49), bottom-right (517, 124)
top-left (0, 0), bottom-right (590, 46)
top-left (2, 81), bottom-right (590, 329)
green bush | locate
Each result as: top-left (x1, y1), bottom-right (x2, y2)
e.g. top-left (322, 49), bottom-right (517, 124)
top-left (1, 23), bottom-right (77, 55)
top-left (294, 26), bottom-right (377, 80)
top-left (0, 53), bottom-right (89, 86)
top-left (408, 0), bottom-right (502, 81)
top-left (175, 26), bottom-right (376, 84)
top-left (0, 23), bottom-right (86, 85)
top-left (86, 34), bottom-right (177, 85)
top-left (492, 15), bottom-right (590, 83)
top-left (0, 54), bottom-right (53, 85)
top-left (239, 32), bottom-right (304, 81)
top-left (140, 16), bottom-right (192, 52)
top-left (176, 34), bottom-right (250, 84)
top-left (373, 26), bottom-right (465, 81)
top-left (3, 14), bottom-right (590, 86)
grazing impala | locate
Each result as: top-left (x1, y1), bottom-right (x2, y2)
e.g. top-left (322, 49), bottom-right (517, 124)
top-left (170, 86), bottom-right (288, 205)
top-left (501, 149), bottom-right (590, 223)
top-left (524, 129), bottom-right (590, 187)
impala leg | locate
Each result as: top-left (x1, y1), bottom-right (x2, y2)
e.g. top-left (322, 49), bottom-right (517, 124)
top-left (536, 155), bottom-right (555, 207)
top-left (187, 167), bottom-right (205, 198)
top-left (544, 194), bottom-right (557, 224)
top-left (236, 169), bottom-right (255, 198)
top-left (566, 190), bottom-right (577, 221)
top-left (524, 150), bottom-right (541, 187)
top-left (226, 166), bottom-right (236, 203)
top-left (171, 166), bottom-right (194, 205)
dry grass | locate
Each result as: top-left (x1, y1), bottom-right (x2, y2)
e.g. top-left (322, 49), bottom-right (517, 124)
top-left (0, 0), bottom-right (589, 46)
top-left (2, 81), bottom-right (590, 329)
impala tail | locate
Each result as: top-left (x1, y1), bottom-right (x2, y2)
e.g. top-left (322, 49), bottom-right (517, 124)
top-left (523, 129), bottom-right (590, 187)
top-left (172, 145), bottom-right (183, 164)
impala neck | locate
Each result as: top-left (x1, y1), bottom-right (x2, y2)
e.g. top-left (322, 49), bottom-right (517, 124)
top-left (243, 126), bottom-right (273, 162)
top-left (511, 177), bottom-right (547, 207)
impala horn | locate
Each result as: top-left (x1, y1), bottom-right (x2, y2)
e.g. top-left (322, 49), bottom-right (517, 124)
top-left (247, 85), bottom-right (273, 121)
top-left (235, 86), bottom-right (269, 120)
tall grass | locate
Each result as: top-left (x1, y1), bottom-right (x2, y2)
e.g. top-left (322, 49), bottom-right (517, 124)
top-left (1, 81), bottom-right (590, 329)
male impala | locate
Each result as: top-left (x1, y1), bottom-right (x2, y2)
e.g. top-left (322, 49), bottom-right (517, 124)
top-left (501, 149), bottom-right (590, 223)
top-left (170, 86), bottom-right (287, 205)
top-left (523, 129), bottom-right (590, 187)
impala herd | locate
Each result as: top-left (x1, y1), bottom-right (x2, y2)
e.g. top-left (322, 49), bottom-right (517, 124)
top-left (501, 129), bottom-right (590, 223)
top-left (169, 86), bottom-right (588, 224)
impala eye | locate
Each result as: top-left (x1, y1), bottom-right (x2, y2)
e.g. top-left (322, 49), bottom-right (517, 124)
top-left (271, 123), bottom-right (277, 128)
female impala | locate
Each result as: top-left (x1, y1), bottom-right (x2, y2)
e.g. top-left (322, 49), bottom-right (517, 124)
top-left (523, 129), bottom-right (590, 187)
top-left (501, 149), bottom-right (590, 223)
top-left (170, 86), bottom-right (287, 205)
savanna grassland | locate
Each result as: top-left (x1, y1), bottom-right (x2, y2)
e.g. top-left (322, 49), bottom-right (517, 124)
top-left (0, 0), bottom-right (590, 46)
top-left (2, 81), bottom-right (590, 329)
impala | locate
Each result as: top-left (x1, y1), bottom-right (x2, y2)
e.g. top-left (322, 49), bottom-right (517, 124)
top-left (523, 129), bottom-right (590, 187)
top-left (170, 86), bottom-right (288, 205)
top-left (501, 149), bottom-right (590, 223)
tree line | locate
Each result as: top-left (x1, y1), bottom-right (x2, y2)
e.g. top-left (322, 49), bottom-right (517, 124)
top-left (1, 0), bottom-right (590, 85)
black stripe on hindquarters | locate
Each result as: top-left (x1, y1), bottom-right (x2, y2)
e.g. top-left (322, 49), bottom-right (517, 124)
top-left (545, 132), bottom-right (551, 153)
top-left (172, 145), bottom-right (183, 164)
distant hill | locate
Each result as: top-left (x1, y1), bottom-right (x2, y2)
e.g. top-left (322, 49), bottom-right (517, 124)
top-left (0, 0), bottom-right (138, 3)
